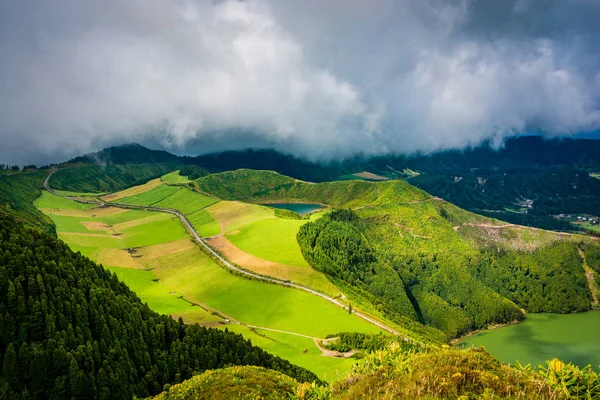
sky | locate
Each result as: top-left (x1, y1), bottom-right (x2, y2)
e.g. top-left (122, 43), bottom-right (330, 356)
top-left (1, 0), bottom-right (600, 165)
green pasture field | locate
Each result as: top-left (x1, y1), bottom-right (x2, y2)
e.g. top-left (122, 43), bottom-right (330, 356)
top-left (226, 218), bottom-right (310, 267)
top-left (35, 191), bottom-right (95, 210)
top-left (207, 201), bottom-right (318, 267)
top-left (153, 187), bottom-right (218, 214)
top-left (142, 243), bottom-right (382, 338)
top-left (36, 190), bottom-right (382, 377)
top-left (161, 170), bottom-right (191, 185)
top-left (120, 216), bottom-right (188, 247)
top-left (116, 184), bottom-right (179, 206)
top-left (106, 266), bottom-right (199, 316)
top-left (187, 209), bottom-right (221, 237)
top-left (223, 324), bottom-right (358, 381)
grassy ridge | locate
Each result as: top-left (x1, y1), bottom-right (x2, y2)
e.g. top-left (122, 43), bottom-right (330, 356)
top-left (161, 170), bottom-right (191, 185)
top-left (153, 187), bottom-right (218, 214)
top-left (117, 184), bottom-right (180, 206)
top-left (187, 209), bottom-right (222, 237)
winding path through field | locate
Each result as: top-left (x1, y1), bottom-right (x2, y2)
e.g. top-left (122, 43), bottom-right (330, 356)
top-left (44, 169), bottom-right (399, 336)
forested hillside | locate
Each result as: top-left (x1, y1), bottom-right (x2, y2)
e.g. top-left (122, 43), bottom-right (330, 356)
top-left (190, 170), bottom-right (595, 339)
top-left (68, 143), bottom-right (180, 165)
top-left (0, 170), bottom-right (54, 234)
top-left (0, 213), bottom-right (318, 399)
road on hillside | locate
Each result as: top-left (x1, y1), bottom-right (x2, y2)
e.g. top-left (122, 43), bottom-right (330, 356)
top-left (44, 169), bottom-right (399, 336)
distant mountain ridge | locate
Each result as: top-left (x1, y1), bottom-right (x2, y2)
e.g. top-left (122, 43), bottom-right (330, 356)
top-left (67, 143), bottom-right (180, 165)
top-left (66, 137), bottom-right (600, 232)
top-left (67, 136), bottom-right (600, 180)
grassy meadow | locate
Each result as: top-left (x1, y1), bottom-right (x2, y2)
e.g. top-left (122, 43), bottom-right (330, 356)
top-left (206, 201), bottom-right (315, 267)
top-left (161, 170), bottom-right (191, 185)
top-left (36, 190), bottom-right (382, 380)
top-left (223, 324), bottom-right (358, 381)
top-left (107, 181), bottom-right (222, 236)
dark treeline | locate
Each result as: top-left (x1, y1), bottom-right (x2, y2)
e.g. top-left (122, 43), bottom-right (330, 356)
top-left (323, 332), bottom-right (408, 353)
top-left (411, 166), bottom-right (600, 231)
top-left (0, 165), bottom-right (22, 172)
top-left (0, 214), bottom-right (318, 400)
top-left (68, 143), bottom-right (180, 166)
top-left (178, 165), bottom-right (209, 180)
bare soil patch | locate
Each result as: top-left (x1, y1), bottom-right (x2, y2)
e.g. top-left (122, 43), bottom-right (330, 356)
top-left (97, 248), bottom-right (142, 269)
top-left (81, 221), bottom-right (114, 233)
top-left (315, 338), bottom-right (357, 358)
top-left (137, 239), bottom-right (196, 260)
top-left (579, 249), bottom-right (599, 308)
top-left (353, 171), bottom-right (389, 181)
top-left (112, 213), bottom-right (165, 231)
top-left (60, 232), bottom-right (119, 238)
top-left (205, 201), bottom-right (272, 234)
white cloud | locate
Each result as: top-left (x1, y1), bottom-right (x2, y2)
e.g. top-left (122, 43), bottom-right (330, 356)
top-left (0, 0), bottom-right (599, 164)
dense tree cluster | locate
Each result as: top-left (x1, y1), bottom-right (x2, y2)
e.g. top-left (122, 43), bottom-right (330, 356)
top-left (323, 332), bottom-right (409, 353)
top-left (68, 143), bottom-right (180, 166)
top-left (0, 214), bottom-right (318, 399)
top-left (471, 243), bottom-right (591, 313)
top-left (178, 165), bottom-right (209, 180)
top-left (582, 243), bottom-right (600, 276)
top-left (0, 165), bottom-right (21, 172)
top-left (297, 210), bottom-right (418, 321)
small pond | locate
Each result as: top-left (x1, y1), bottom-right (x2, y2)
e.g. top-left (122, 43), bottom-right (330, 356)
top-left (265, 203), bottom-right (324, 215)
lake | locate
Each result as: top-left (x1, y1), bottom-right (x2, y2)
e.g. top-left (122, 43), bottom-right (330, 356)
top-left (459, 312), bottom-right (600, 368)
top-left (265, 203), bottom-right (324, 215)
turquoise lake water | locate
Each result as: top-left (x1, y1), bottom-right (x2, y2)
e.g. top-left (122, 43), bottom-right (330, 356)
top-left (459, 312), bottom-right (600, 368)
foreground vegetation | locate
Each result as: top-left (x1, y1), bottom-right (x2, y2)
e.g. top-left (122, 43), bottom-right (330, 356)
top-left (153, 343), bottom-right (600, 399)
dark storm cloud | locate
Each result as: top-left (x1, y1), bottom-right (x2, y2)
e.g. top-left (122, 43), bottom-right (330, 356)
top-left (0, 0), bottom-right (599, 165)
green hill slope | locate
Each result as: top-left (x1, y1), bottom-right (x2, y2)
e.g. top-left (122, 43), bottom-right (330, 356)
top-left (189, 169), bottom-right (596, 339)
top-left (0, 170), bottom-right (54, 234)
top-left (0, 213), bottom-right (319, 400)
